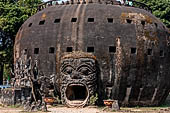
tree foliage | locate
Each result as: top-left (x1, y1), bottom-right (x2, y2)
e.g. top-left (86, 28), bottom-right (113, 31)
top-left (136, 0), bottom-right (170, 28)
top-left (0, 0), bottom-right (41, 81)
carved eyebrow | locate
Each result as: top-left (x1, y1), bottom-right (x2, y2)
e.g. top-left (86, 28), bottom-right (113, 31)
top-left (80, 59), bottom-right (95, 63)
top-left (76, 63), bottom-right (96, 72)
top-left (60, 63), bottom-right (74, 72)
top-left (81, 62), bottom-right (95, 67)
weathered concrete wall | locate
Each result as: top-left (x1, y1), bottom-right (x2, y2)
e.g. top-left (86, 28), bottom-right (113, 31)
top-left (0, 88), bottom-right (15, 105)
top-left (14, 2), bottom-right (170, 106)
top-left (0, 88), bottom-right (31, 106)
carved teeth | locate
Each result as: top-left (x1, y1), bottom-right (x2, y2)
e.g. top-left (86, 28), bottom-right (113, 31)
top-left (69, 84), bottom-right (84, 86)
top-left (68, 100), bottom-right (84, 104)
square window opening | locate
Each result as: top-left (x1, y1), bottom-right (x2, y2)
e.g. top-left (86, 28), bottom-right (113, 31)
top-left (34, 48), bottom-right (39, 54)
top-left (160, 50), bottom-right (164, 57)
top-left (107, 18), bottom-right (113, 23)
top-left (54, 19), bottom-right (60, 23)
top-left (49, 47), bottom-right (55, 53)
top-left (87, 47), bottom-right (94, 52)
top-left (126, 19), bottom-right (132, 24)
top-left (141, 21), bottom-right (145, 26)
top-left (88, 18), bottom-right (94, 22)
top-left (147, 49), bottom-right (152, 56)
top-left (39, 20), bottom-right (45, 25)
top-left (66, 47), bottom-right (73, 52)
top-left (71, 18), bottom-right (77, 22)
top-left (109, 46), bottom-right (116, 53)
top-left (28, 23), bottom-right (32, 27)
top-left (131, 48), bottom-right (136, 54)
top-left (155, 23), bottom-right (158, 28)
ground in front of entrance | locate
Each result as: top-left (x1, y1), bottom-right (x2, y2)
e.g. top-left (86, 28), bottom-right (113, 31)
top-left (1, 105), bottom-right (170, 113)
top-left (0, 95), bottom-right (170, 113)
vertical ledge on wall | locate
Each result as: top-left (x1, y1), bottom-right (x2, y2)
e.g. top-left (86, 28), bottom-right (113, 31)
top-left (56, 43), bottom-right (61, 82)
top-left (112, 37), bottom-right (123, 99)
top-left (109, 55), bottom-right (114, 84)
top-left (109, 46), bottom-right (116, 85)
top-left (14, 43), bottom-right (20, 64)
top-left (151, 88), bottom-right (158, 103)
top-left (122, 87), bottom-right (132, 104)
top-left (137, 88), bottom-right (143, 101)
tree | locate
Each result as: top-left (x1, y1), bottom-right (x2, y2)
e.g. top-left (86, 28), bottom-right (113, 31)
top-left (0, 0), bottom-right (42, 84)
top-left (0, 29), bottom-right (7, 84)
top-left (136, 0), bottom-right (170, 28)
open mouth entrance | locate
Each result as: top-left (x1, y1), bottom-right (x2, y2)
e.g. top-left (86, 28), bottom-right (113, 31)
top-left (65, 84), bottom-right (89, 107)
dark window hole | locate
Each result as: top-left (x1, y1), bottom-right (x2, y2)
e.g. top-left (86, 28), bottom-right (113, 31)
top-left (88, 18), bottom-right (94, 22)
top-left (71, 18), bottom-right (77, 22)
top-left (39, 20), bottom-right (45, 25)
top-left (160, 50), bottom-right (164, 57)
top-left (34, 48), bottom-right (39, 54)
top-left (126, 19), bottom-right (132, 24)
top-left (147, 49), bottom-right (152, 55)
top-left (54, 19), bottom-right (60, 23)
top-left (87, 47), bottom-right (94, 52)
top-left (66, 47), bottom-right (73, 52)
top-left (131, 48), bottom-right (136, 54)
top-left (49, 47), bottom-right (55, 53)
top-left (151, 41), bottom-right (155, 46)
top-left (155, 23), bottom-right (158, 28)
top-left (109, 46), bottom-right (116, 53)
top-left (28, 23), bottom-right (32, 27)
top-left (107, 18), bottom-right (113, 23)
top-left (106, 84), bottom-right (112, 87)
top-left (141, 21), bottom-right (145, 26)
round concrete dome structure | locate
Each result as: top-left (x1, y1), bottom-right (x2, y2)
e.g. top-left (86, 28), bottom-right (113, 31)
top-left (14, 0), bottom-right (170, 107)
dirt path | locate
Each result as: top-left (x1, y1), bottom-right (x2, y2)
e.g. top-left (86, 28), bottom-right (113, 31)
top-left (1, 105), bottom-right (170, 113)
top-left (0, 106), bottom-right (22, 113)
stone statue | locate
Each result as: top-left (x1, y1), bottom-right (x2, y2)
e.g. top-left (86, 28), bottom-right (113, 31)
top-left (30, 102), bottom-right (38, 112)
top-left (111, 100), bottom-right (120, 111)
top-left (60, 52), bottom-right (97, 107)
top-left (12, 54), bottom-right (51, 111)
top-left (36, 100), bottom-right (42, 111)
top-left (24, 97), bottom-right (31, 111)
top-left (33, 59), bottom-right (38, 80)
top-left (41, 100), bottom-right (47, 112)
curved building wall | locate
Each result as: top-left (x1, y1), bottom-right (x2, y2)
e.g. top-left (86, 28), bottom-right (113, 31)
top-left (14, 3), bottom-right (170, 106)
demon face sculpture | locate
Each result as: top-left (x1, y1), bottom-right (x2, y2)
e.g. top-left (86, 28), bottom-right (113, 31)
top-left (60, 52), bottom-right (97, 107)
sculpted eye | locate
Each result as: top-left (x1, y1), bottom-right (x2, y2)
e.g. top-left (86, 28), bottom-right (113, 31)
top-left (63, 66), bottom-right (73, 75)
top-left (79, 68), bottom-right (92, 76)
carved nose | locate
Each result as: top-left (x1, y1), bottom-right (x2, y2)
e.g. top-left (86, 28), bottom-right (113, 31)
top-left (71, 72), bottom-right (81, 79)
